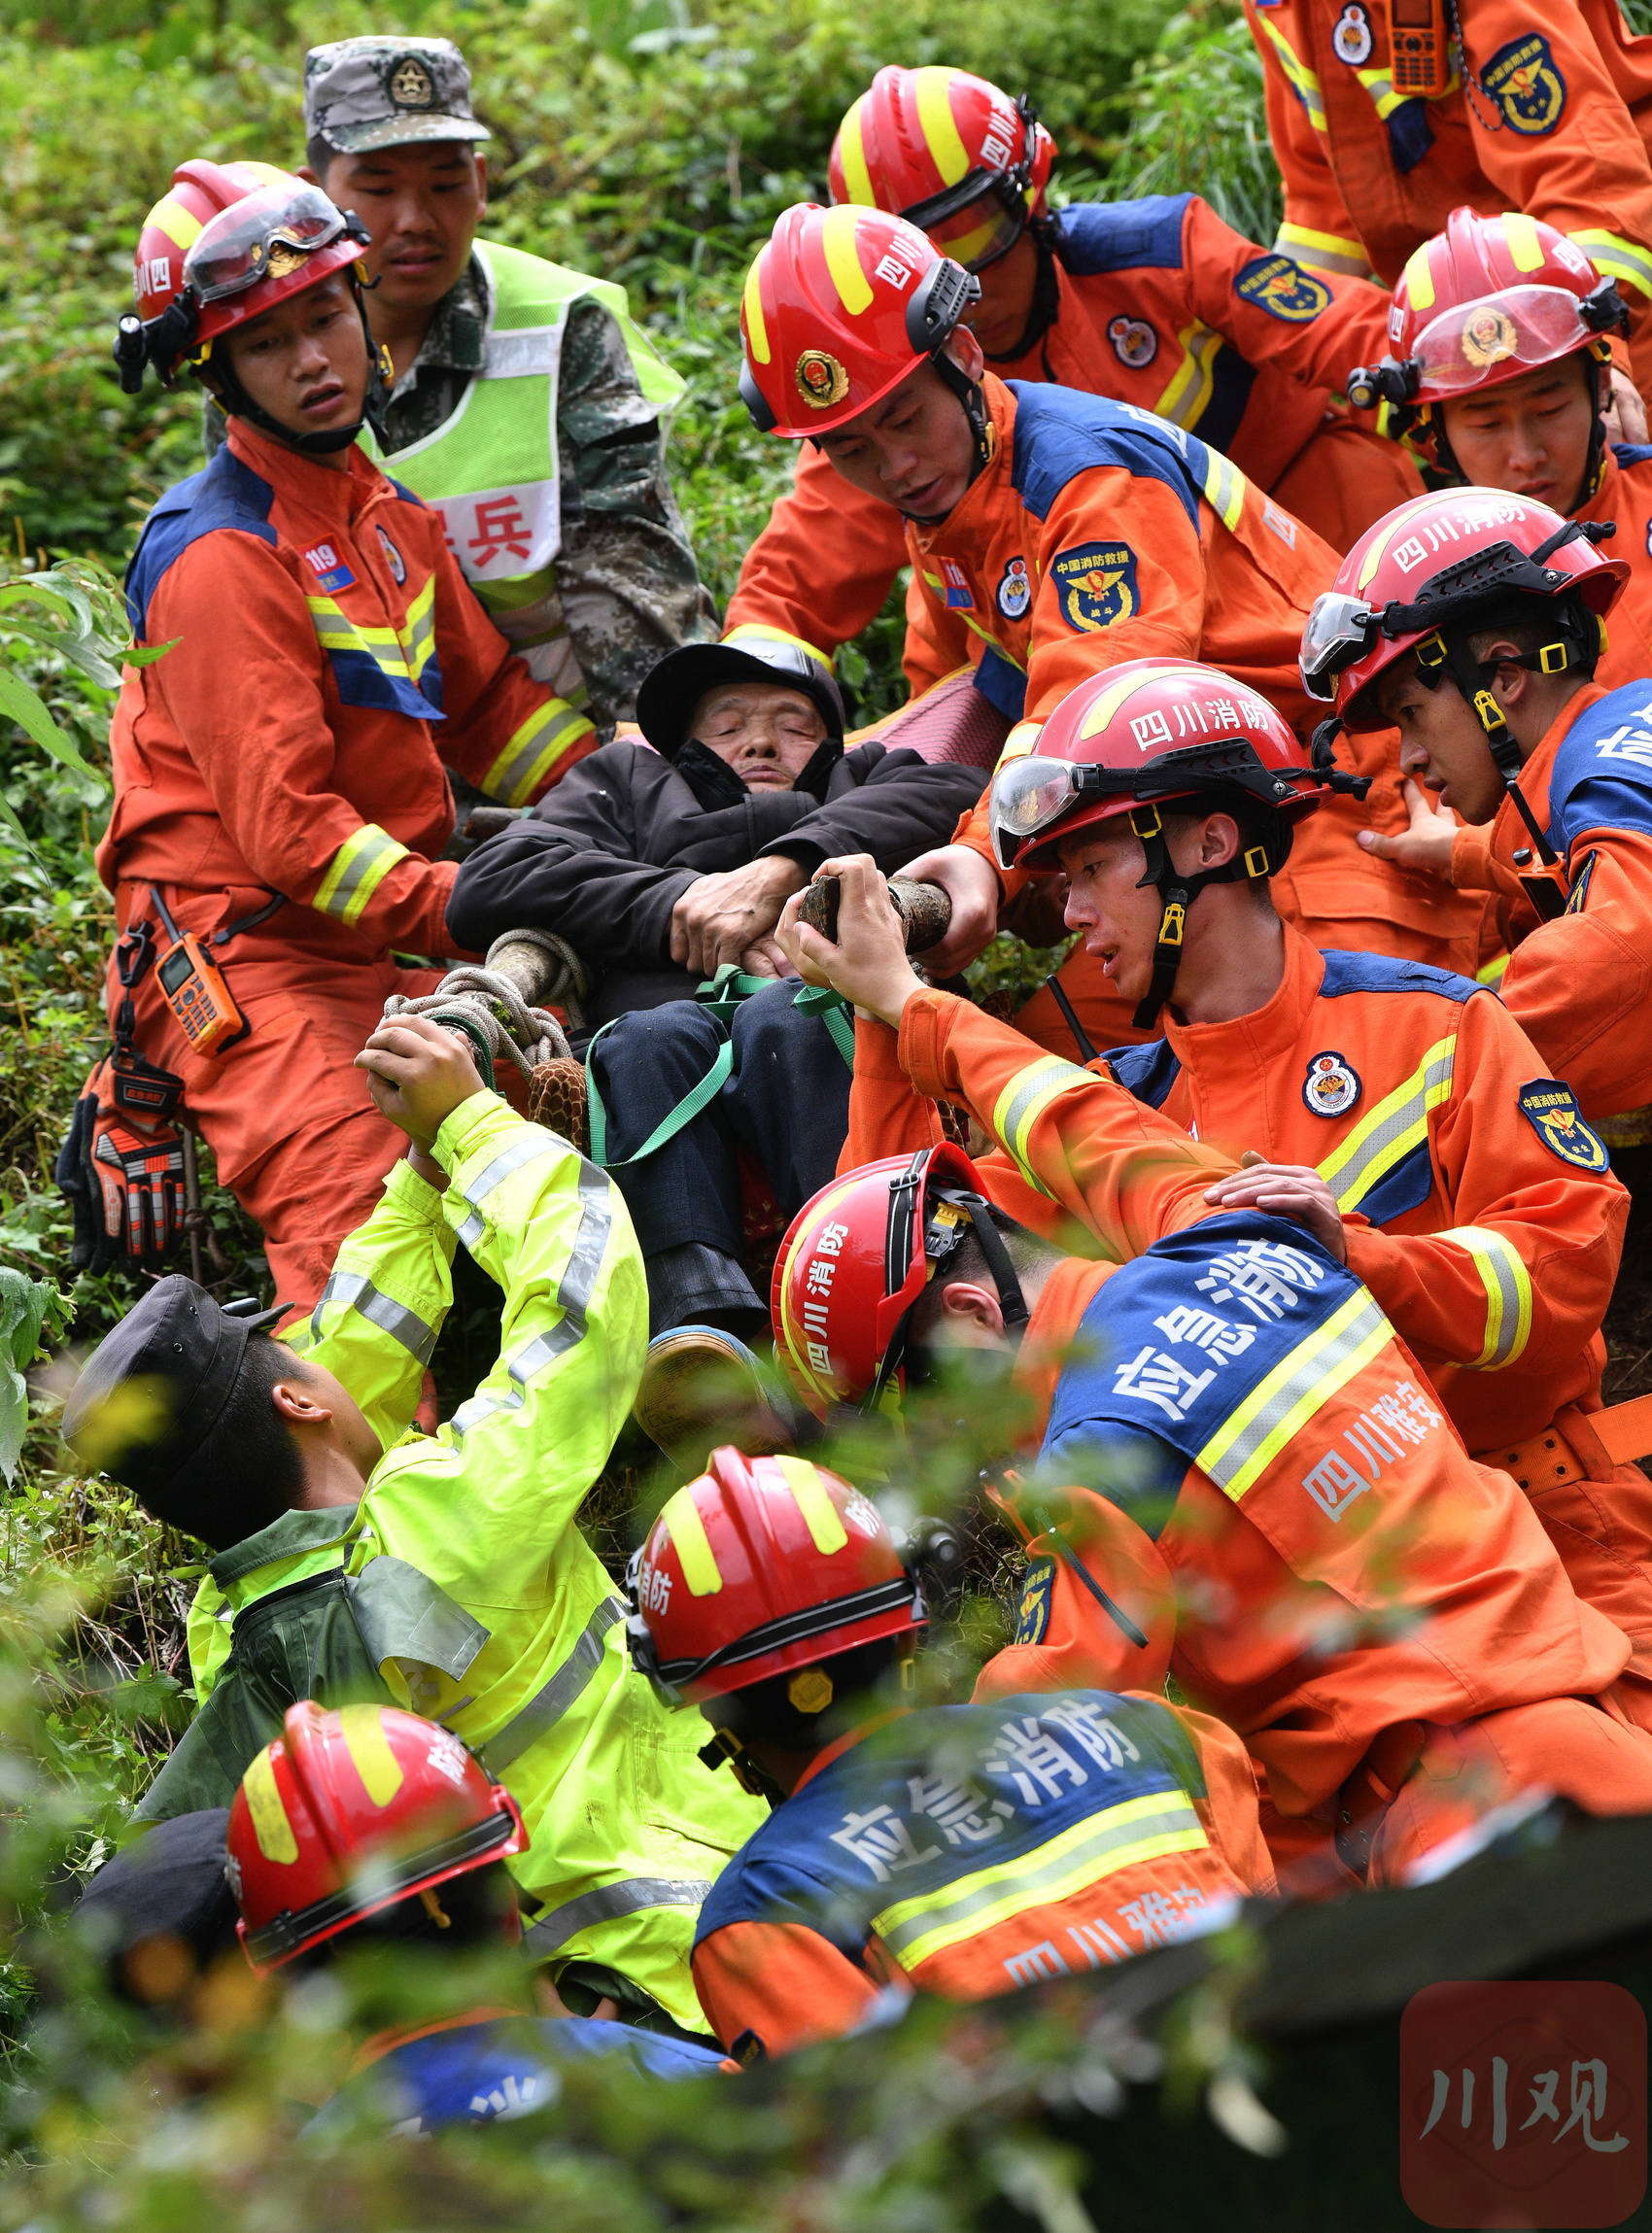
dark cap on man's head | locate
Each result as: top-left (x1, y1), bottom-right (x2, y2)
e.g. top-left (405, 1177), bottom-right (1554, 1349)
top-left (304, 35), bottom-right (491, 156)
top-left (635, 637), bottom-right (845, 757)
top-left (61, 1279), bottom-right (286, 1499)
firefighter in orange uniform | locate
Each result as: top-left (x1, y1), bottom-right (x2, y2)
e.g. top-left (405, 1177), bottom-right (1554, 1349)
top-left (85, 162), bottom-right (587, 1311)
top-left (1241, 0), bottom-right (1652, 403)
top-left (765, 859), bottom-right (1652, 1888)
top-left (736, 200), bottom-right (1476, 1060)
top-left (626, 1448), bottom-right (1277, 2057)
top-left (725, 66), bottom-right (1418, 671)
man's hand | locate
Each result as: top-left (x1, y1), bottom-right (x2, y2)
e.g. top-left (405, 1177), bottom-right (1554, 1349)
top-left (1606, 364), bottom-right (1649, 446)
top-left (1203, 1159), bottom-right (1347, 1263)
top-left (670, 857), bottom-right (808, 978)
top-left (895, 843), bottom-right (1002, 976)
top-left (739, 934), bottom-right (799, 980)
top-left (356, 1014), bottom-right (487, 1151)
top-left (776, 854), bottom-right (924, 1029)
top-left (1356, 777), bottom-right (1458, 880)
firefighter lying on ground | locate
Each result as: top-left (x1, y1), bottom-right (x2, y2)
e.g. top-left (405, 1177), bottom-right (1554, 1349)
top-left (625, 1449), bottom-right (1278, 2059)
top-left (77, 160), bottom-right (598, 1316)
top-left (62, 1012), bottom-right (763, 2037)
top-left (727, 61), bottom-right (1415, 674)
top-left (1306, 488), bottom-right (1652, 1124)
top-left (735, 202), bottom-right (1483, 1065)
top-left (446, 633), bottom-right (983, 1377)
top-left (759, 856), bottom-right (1652, 1890)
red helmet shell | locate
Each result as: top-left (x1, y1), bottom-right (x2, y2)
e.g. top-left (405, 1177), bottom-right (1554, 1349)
top-left (993, 658), bottom-right (1327, 873)
top-left (829, 66), bottom-right (1055, 269)
top-left (740, 202), bottom-right (963, 437)
top-left (632, 1446), bottom-right (922, 1702)
top-left (1391, 206), bottom-right (1611, 403)
top-left (772, 1142), bottom-right (987, 1409)
top-left (1319, 489), bottom-right (1629, 728)
top-left (226, 1701), bottom-right (526, 1975)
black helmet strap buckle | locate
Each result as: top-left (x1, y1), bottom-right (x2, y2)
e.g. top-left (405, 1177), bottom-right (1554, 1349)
top-left (1415, 625), bottom-right (1563, 870)
top-left (1127, 800), bottom-right (1279, 1030)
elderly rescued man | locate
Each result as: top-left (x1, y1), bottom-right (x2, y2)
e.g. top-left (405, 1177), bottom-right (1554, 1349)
top-left (447, 636), bottom-right (983, 1443)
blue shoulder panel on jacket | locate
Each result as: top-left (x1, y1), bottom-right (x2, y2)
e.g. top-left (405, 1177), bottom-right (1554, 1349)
top-left (1052, 196), bottom-right (1193, 276)
top-left (973, 644), bottom-right (1028, 723)
top-left (123, 446), bottom-right (277, 641)
top-left (1007, 384), bottom-right (1203, 530)
top-left (1548, 680), bottom-right (1652, 850)
top-left (1317, 949), bottom-right (1480, 1004)
top-left (1101, 1036), bottom-right (1184, 1109)
top-left (1611, 442), bottom-right (1652, 469)
top-left (383, 472), bottom-right (428, 508)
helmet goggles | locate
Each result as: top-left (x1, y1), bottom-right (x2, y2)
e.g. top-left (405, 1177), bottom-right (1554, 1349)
top-left (184, 182), bottom-right (358, 304)
top-left (1410, 282), bottom-right (1602, 398)
top-left (899, 91), bottom-right (1039, 273)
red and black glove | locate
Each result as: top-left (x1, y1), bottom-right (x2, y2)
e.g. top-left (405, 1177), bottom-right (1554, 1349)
top-left (56, 1055), bottom-right (186, 1276)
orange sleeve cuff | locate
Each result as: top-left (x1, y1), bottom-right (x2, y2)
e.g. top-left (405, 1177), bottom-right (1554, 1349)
top-left (896, 986), bottom-right (965, 1103)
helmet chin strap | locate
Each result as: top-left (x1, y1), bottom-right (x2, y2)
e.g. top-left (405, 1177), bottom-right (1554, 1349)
top-left (930, 347), bottom-right (995, 483)
top-left (1128, 802), bottom-right (1280, 1030)
top-left (207, 280), bottom-right (391, 458)
top-left (1414, 618), bottom-right (1583, 868)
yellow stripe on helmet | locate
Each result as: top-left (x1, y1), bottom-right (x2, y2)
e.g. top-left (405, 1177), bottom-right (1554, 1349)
top-left (339, 1703), bottom-right (405, 1806)
top-left (242, 1746), bottom-right (298, 1865)
top-left (1354, 491), bottom-right (1450, 593)
top-left (661, 1487), bottom-right (723, 1596)
top-left (836, 94), bottom-right (876, 206)
top-left (820, 204), bottom-right (875, 316)
top-left (775, 1456), bottom-right (849, 1554)
top-left (148, 193), bottom-right (205, 251)
top-left (1399, 241), bottom-right (1436, 313)
top-left (1075, 662), bottom-right (1206, 742)
top-left (913, 65), bottom-right (971, 185)
top-left (743, 245), bottom-right (772, 365)
top-left (1501, 211), bottom-right (1544, 274)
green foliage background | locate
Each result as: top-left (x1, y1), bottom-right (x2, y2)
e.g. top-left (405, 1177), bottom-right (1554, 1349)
top-left (0, 1), bottom-right (1293, 2220)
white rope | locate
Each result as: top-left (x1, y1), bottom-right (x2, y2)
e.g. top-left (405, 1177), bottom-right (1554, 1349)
top-left (383, 965), bottom-right (573, 1080)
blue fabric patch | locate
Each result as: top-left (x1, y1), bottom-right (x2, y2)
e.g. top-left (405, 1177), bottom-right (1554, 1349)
top-left (1387, 98), bottom-right (1435, 173)
top-left (1191, 343), bottom-right (1259, 459)
top-left (1007, 384), bottom-right (1209, 530)
top-left (972, 644), bottom-right (1028, 723)
top-left (1611, 442), bottom-right (1652, 469)
top-left (1014, 1558), bottom-right (1056, 1644)
top-left (1547, 681), bottom-right (1652, 851)
top-left (1101, 1037), bottom-right (1184, 1110)
top-left (383, 473), bottom-right (429, 509)
top-left (309, 565), bottom-right (356, 595)
top-left (1050, 541), bottom-right (1140, 633)
top-left (1355, 1140), bottom-right (1437, 1225)
top-left (123, 446), bottom-right (277, 640)
top-left (1234, 254), bottom-right (1330, 322)
top-left (1317, 948), bottom-right (1480, 1004)
top-left (1517, 1080), bottom-right (1609, 1170)
top-left (692, 1692), bottom-right (1205, 1955)
top-left (1052, 196), bottom-right (1193, 276)
top-left (324, 643), bottom-right (444, 722)
top-left (1041, 1213), bottom-right (1357, 1484)
top-left (1482, 33), bottom-right (1566, 133)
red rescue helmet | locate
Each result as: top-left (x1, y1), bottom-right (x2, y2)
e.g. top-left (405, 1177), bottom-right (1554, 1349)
top-left (625, 1446), bottom-right (926, 1704)
top-left (1301, 489), bottom-right (1628, 731)
top-left (772, 1143), bottom-right (1028, 1412)
top-left (118, 159), bottom-right (370, 399)
top-left (988, 658), bottom-right (1330, 875)
top-left (829, 66), bottom-right (1055, 274)
top-left (225, 1701), bottom-right (526, 1975)
top-left (738, 202), bottom-right (980, 438)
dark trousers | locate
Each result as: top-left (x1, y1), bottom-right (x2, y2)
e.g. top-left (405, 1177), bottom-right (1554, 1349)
top-left (589, 980), bottom-right (853, 1333)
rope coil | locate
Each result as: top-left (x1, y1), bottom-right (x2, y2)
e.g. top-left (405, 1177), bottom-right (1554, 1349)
top-left (383, 964), bottom-right (573, 1081)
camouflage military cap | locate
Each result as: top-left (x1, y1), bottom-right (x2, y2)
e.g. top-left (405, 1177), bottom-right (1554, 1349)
top-left (304, 36), bottom-right (491, 155)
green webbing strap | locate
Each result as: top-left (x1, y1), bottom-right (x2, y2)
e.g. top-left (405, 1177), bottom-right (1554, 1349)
top-left (697, 963), bottom-right (772, 1030)
top-left (790, 982), bottom-right (856, 1070)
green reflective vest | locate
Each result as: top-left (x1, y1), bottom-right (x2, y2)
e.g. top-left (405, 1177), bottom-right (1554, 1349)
top-left (362, 240), bottom-right (685, 690)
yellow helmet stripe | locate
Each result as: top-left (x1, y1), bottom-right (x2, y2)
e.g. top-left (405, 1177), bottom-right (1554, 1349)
top-left (662, 1485), bottom-right (723, 1596)
top-left (743, 245), bottom-right (772, 365)
top-left (836, 94), bottom-right (876, 206)
top-left (1501, 211), bottom-right (1544, 273)
top-left (1075, 662), bottom-right (1208, 742)
top-left (340, 1702), bottom-right (405, 1805)
top-left (1354, 491), bottom-right (1448, 593)
top-left (913, 66), bottom-right (971, 185)
top-left (242, 1746), bottom-right (299, 1865)
top-left (775, 1455), bottom-right (849, 1554)
top-left (1399, 241), bottom-right (1435, 313)
top-left (149, 193), bottom-right (205, 251)
top-left (820, 204), bottom-right (875, 315)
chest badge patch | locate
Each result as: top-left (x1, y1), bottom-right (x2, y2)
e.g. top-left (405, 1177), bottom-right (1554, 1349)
top-left (1235, 253), bottom-right (1331, 323)
top-left (1518, 1079), bottom-right (1608, 1169)
top-left (1108, 315), bottom-right (1159, 369)
top-left (939, 558), bottom-right (975, 609)
top-left (1482, 34), bottom-right (1566, 134)
top-left (996, 557), bottom-right (1033, 619)
top-left (375, 525), bottom-right (407, 585)
top-left (301, 540), bottom-right (357, 596)
top-left (1014, 1557), bottom-right (1056, 1646)
top-left (1303, 1050), bottom-right (1361, 1118)
top-left (1332, 1), bottom-right (1374, 63)
top-left (1051, 541), bottom-right (1138, 633)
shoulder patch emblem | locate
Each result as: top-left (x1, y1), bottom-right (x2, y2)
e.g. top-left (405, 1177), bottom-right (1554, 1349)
top-left (1518, 1079), bottom-right (1609, 1169)
top-left (375, 525), bottom-right (406, 585)
top-left (939, 558), bottom-right (975, 610)
top-left (1482, 34), bottom-right (1566, 134)
top-left (1051, 541), bottom-right (1139, 633)
top-left (1332, 1), bottom-right (1374, 63)
top-left (1108, 315), bottom-right (1159, 369)
top-left (1303, 1050), bottom-right (1361, 1117)
top-left (302, 540), bottom-right (356, 595)
top-left (1014, 1557), bottom-right (1056, 1646)
top-left (996, 557), bottom-right (1032, 619)
top-left (1234, 253), bottom-right (1331, 323)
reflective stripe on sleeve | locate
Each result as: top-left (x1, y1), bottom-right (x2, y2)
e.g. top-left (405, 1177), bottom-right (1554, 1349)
top-left (480, 697), bottom-right (596, 807)
top-left (1315, 1036), bottom-right (1455, 1213)
top-left (1254, 13), bottom-right (1327, 131)
top-left (1200, 446), bottom-right (1247, 532)
top-left (480, 1597), bottom-right (626, 1773)
top-left (307, 595), bottom-right (417, 684)
top-left (309, 1268), bottom-right (437, 1364)
top-left (1438, 1224), bottom-right (1533, 1370)
top-left (1570, 229), bottom-right (1652, 301)
top-left (523, 1875), bottom-right (714, 1957)
top-left (312, 822), bottom-right (410, 925)
top-left (397, 574), bottom-right (438, 684)
top-left (1196, 1288), bottom-right (1394, 1502)
top-left (1275, 223), bottom-right (1373, 280)
top-left (1154, 321), bottom-right (1225, 432)
top-left (874, 1792), bottom-right (1207, 1971)
top-left (990, 1056), bottom-right (1096, 1198)
top-left (450, 1161), bottom-right (611, 1426)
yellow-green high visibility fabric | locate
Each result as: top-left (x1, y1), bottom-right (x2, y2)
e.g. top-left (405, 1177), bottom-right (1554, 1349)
top-left (184, 1097), bottom-right (762, 2032)
top-left (361, 240), bottom-right (685, 682)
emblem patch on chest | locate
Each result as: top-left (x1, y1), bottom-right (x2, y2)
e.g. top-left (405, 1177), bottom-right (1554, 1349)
top-left (1107, 315), bottom-right (1158, 368)
top-left (1234, 253), bottom-right (1331, 323)
top-left (375, 525), bottom-right (407, 585)
top-left (302, 540), bottom-right (357, 596)
top-left (1014, 1557), bottom-right (1056, 1645)
top-left (1303, 1050), bottom-right (1361, 1117)
top-left (939, 558), bottom-right (975, 609)
top-left (1517, 1079), bottom-right (1608, 1169)
top-left (1332, 2), bottom-right (1374, 64)
top-left (1051, 541), bottom-right (1138, 633)
top-left (996, 557), bottom-right (1032, 619)
top-left (1482, 34), bottom-right (1566, 134)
